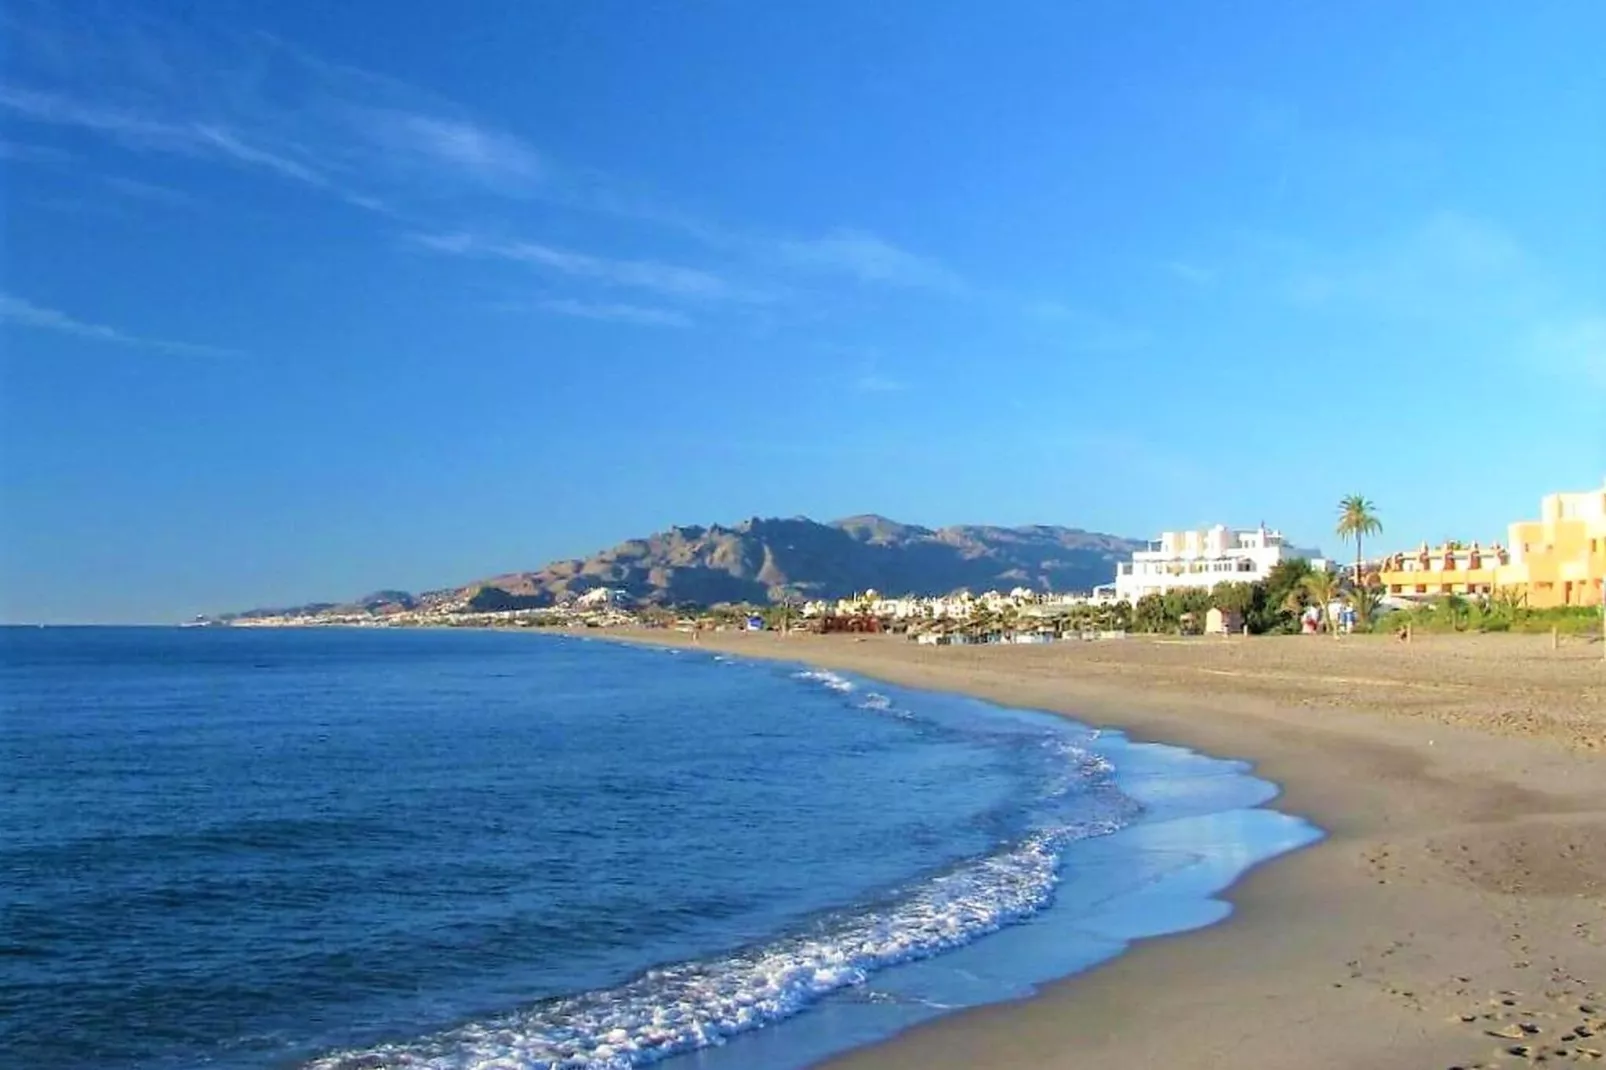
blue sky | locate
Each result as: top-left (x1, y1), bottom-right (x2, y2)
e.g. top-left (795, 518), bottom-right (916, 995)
top-left (2, 0), bottom-right (1602, 622)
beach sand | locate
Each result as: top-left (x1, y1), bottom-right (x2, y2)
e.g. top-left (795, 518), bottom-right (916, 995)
top-left (606, 630), bottom-right (1606, 1069)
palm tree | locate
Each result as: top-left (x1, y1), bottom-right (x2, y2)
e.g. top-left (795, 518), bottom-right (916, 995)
top-left (770, 597), bottom-right (796, 635)
top-left (1346, 580), bottom-right (1383, 631)
top-left (1299, 570), bottom-right (1341, 636)
top-left (1336, 495), bottom-right (1383, 587)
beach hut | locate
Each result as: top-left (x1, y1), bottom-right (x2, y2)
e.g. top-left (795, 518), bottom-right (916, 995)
top-left (1204, 607), bottom-right (1243, 635)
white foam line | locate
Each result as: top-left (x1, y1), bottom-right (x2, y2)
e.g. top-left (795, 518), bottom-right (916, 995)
top-left (305, 818), bottom-right (1123, 1070)
top-left (791, 669), bottom-right (855, 693)
top-left (307, 667), bottom-right (1138, 1070)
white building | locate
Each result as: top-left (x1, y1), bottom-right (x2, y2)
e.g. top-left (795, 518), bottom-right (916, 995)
top-left (575, 587), bottom-right (630, 609)
top-left (1104, 525), bottom-right (1326, 602)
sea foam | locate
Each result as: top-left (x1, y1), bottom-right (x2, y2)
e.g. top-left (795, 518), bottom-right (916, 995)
top-left (307, 820), bottom-right (1117, 1070)
top-left (305, 670), bottom-right (1129, 1070)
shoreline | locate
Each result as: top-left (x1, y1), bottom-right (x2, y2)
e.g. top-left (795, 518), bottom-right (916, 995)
top-left (598, 630), bottom-right (1606, 1070)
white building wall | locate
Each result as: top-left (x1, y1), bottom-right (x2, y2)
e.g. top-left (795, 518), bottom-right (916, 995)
top-left (1112, 524), bottom-right (1325, 602)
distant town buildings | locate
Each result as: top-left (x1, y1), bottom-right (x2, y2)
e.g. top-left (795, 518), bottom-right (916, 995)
top-left (213, 484), bottom-right (1606, 633)
top-left (1102, 525), bottom-right (1326, 603)
top-left (798, 585), bottom-right (1122, 624)
top-left (1374, 482), bottom-right (1606, 608)
top-left (1374, 543), bottom-right (1508, 599)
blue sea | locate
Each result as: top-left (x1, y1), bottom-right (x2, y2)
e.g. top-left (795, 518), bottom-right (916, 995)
top-left (0, 627), bottom-right (1319, 1070)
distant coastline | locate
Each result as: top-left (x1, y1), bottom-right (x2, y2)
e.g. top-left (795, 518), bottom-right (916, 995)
top-left (196, 514), bottom-right (1140, 627)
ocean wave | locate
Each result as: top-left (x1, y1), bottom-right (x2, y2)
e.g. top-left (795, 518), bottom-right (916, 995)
top-left (304, 815), bottom-right (1122, 1070)
top-left (1036, 737), bottom-right (1117, 802)
top-left (793, 670), bottom-right (914, 720)
top-left (791, 668), bottom-right (856, 693)
top-left (305, 669), bottom-right (1135, 1069)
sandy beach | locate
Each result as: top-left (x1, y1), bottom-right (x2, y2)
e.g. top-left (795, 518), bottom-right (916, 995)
top-left (605, 629), bottom-right (1606, 1069)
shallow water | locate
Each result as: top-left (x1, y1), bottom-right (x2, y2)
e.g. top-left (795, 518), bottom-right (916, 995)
top-left (0, 627), bottom-right (1319, 1069)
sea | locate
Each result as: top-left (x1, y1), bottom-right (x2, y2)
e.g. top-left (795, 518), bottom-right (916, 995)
top-left (0, 627), bottom-right (1321, 1070)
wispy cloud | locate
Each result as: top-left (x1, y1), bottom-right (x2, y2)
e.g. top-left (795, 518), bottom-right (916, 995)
top-left (1, 6), bottom-right (972, 320)
top-left (1166, 260), bottom-right (1215, 285)
top-left (189, 123), bottom-right (327, 186)
top-left (535, 298), bottom-right (692, 328)
top-left (0, 85), bottom-right (331, 187)
top-left (415, 232), bottom-right (736, 301)
top-left (0, 86), bottom-right (181, 144)
top-left (780, 230), bottom-right (961, 291)
top-left (0, 14), bottom-right (543, 205)
top-left (103, 176), bottom-right (197, 206)
top-left (360, 110), bottom-right (544, 193)
top-left (1029, 301), bottom-right (1152, 353)
top-left (0, 294), bottom-right (238, 356)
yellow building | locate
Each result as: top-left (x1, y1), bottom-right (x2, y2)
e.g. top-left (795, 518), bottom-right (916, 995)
top-left (1373, 482), bottom-right (1606, 608)
top-left (1499, 482), bottom-right (1606, 608)
top-left (1376, 542), bottom-right (1507, 599)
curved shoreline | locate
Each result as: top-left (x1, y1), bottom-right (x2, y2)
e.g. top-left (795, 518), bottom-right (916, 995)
top-left (672, 660), bottom-right (1325, 1070)
top-left (599, 630), bottom-right (1606, 1070)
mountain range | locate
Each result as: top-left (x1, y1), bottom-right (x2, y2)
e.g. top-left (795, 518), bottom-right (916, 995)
top-left (221, 515), bottom-right (1144, 618)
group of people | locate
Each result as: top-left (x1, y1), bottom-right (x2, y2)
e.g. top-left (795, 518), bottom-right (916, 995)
top-left (1300, 603), bottom-right (1359, 634)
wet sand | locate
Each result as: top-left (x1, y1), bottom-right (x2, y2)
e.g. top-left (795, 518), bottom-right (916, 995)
top-left (607, 630), bottom-right (1606, 1069)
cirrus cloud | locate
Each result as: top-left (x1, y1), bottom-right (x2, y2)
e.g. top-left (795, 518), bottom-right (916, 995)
top-left (414, 232), bottom-right (739, 301)
top-left (535, 298), bottom-right (692, 328)
top-left (1, 293), bottom-right (240, 357)
top-left (779, 229), bottom-right (962, 292)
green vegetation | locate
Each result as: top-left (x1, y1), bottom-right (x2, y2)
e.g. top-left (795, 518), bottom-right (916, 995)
top-left (1119, 560), bottom-right (1317, 636)
top-left (466, 585), bottom-right (544, 612)
top-left (1131, 593), bottom-right (1169, 633)
top-left (1111, 555), bottom-right (1442, 638)
top-left (1380, 599), bottom-right (1599, 636)
top-left (1297, 570), bottom-right (1341, 638)
top-left (1347, 578), bottom-right (1384, 630)
top-left (1210, 580), bottom-right (1259, 618)
top-left (1254, 558), bottom-right (1317, 634)
top-left (761, 601), bottom-right (799, 631)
